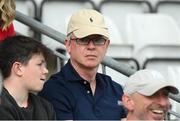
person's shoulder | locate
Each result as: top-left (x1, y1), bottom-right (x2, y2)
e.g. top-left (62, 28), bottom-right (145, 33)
top-left (0, 98), bottom-right (17, 120)
top-left (29, 93), bottom-right (52, 105)
top-left (42, 70), bottom-right (66, 91)
top-left (46, 64), bottom-right (69, 83)
top-left (0, 89), bottom-right (17, 119)
top-left (38, 69), bottom-right (70, 100)
top-left (97, 72), bottom-right (112, 80)
top-left (29, 93), bottom-right (56, 119)
top-left (0, 88), bottom-right (15, 106)
top-left (97, 73), bottom-right (123, 91)
top-left (29, 93), bottom-right (55, 112)
top-left (43, 69), bottom-right (68, 90)
top-left (0, 105), bottom-right (15, 120)
top-left (48, 70), bottom-right (63, 81)
top-left (98, 73), bottom-right (123, 86)
top-left (44, 61), bottom-right (78, 87)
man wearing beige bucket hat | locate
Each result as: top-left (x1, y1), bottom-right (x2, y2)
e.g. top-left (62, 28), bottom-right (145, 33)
top-left (39, 9), bottom-right (126, 120)
top-left (122, 69), bottom-right (179, 121)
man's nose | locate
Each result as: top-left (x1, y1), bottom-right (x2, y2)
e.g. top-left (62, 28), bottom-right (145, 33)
top-left (87, 40), bottom-right (95, 47)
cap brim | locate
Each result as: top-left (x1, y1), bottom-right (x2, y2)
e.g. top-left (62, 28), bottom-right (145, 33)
top-left (138, 82), bottom-right (179, 96)
top-left (73, 26), bottom-right (109, 38)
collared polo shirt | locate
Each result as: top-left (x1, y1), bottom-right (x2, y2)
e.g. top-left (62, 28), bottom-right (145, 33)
top-left (39, 60), bottom-right (126, 120)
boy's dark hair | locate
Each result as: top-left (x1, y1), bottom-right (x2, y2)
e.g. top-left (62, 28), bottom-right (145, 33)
top-left (0, 35), bottom-right (51, 79)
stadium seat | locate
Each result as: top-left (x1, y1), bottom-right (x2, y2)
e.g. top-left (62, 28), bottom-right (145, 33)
top-left (155, 0), bottom-right (180, 28)
top-left (15, 0), bottom-right (37, 36)
top-left (99, 0), bottom-right (153, 44)
top-left (125, 14), bottom-right (180, 66)
top-left (104, 16), bottom-right (135, 62)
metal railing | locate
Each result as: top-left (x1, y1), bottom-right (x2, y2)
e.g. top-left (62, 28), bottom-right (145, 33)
top-left (15, 10), bottom-right (180, 118)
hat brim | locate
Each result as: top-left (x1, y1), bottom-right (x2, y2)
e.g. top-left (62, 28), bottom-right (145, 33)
top-left (73, 26), bottom-right (109, 38)
top-left (138, 82), bottom-right (179, 96)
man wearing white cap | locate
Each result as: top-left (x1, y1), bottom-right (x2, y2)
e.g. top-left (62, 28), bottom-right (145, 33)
top-left (122, 69), bottom-right (179, 120)
top-left (39, 9), bottom-right (126, 120)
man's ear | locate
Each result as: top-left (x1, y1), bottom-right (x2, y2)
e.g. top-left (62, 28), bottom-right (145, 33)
top-left (12, 62), bottom-right (24, 76)
top-left (65, 39), bottom-right (71, 54)
top-left (122, 94), bottom-right (135, 111)
top-left (105, 40), bottom-right (110, 53)
top-left (106, 39), bottom-right (110, 46)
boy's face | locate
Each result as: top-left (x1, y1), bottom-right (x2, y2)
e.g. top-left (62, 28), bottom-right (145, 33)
top-left (21, 53), bottom-right (48, 92)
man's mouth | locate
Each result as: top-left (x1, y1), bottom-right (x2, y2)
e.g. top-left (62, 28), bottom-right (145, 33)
top-left (86, 55), bottom-right (96, 57)
top-left (40, 78), bottom-right (45, 81)
top-left (150, 109), bottom-right (166, 120)
top-left (151, 109), bottom-right (164, 114)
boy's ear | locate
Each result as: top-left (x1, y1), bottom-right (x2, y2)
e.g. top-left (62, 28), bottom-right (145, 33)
top-left (12, 62), bottom-right (24, 76)
top-left (122, 94), bottom-right (135, 111)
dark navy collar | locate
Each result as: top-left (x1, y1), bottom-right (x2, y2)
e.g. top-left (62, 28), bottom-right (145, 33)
top-left (61, 60), bottom-right (83, 82)
top-left (61, 60), bottom-right (106, 87)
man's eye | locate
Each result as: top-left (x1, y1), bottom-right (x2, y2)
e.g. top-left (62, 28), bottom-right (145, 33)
top-left (80, 38), bottom-right (88, 42)
top-left (97, 38), bottom-right (103, 42)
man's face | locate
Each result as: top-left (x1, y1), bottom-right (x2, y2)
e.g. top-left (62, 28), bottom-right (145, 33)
top-left (65, 34), bottom-right (109, 69)
top-left (131, 88), bottom-right (171, 120)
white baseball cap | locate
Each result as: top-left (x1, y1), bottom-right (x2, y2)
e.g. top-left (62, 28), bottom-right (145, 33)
top-left (67, 9), bottom-right (109, 38)
top-left (124, 69), bottom-right (179, 96)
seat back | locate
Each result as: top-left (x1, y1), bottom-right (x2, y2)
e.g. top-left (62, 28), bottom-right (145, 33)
top-left (15, 0), bottom-right (37, 36)
top-left (126, 14), bottom-right (180, 52)
top-left (126, 13), bottom-right (180, 67)
top-left (155, 0), bottom-right (180, 28)
top-left (99, 0), bottom-right (153, 44)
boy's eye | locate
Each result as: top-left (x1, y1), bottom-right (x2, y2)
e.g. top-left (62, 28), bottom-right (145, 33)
top-left (37, 62), bottom-right (47, 67)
